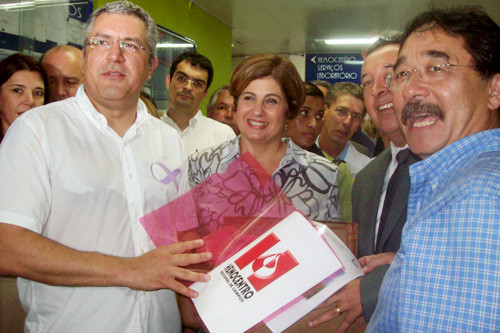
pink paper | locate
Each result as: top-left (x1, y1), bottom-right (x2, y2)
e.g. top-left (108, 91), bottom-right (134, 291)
top-left (140, 153), bottom-right (297, 272)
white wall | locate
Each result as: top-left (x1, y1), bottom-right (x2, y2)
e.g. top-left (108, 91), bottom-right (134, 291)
top-left (288, 54), bottom-right (306, 81)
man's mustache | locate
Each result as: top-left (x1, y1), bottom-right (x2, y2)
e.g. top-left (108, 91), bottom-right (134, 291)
top-left (401, 101), bottom-right (444, 125)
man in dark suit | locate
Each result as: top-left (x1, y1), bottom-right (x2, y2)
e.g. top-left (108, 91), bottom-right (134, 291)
top-left (354, 33), bottom-right (412, 323)
top-left (309, 34), bottom-right (409, 332)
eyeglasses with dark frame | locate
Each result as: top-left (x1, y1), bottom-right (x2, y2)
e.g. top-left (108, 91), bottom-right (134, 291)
top-left (173, 72), bottom-right (207, 90)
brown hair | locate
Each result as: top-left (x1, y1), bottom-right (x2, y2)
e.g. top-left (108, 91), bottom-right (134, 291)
top-left (230, 54), bottom-right (305, 119)
top-left (0, 53), bottom-right (49, 104)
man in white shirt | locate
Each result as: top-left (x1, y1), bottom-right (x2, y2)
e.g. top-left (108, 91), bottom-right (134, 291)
top-left (317, 82), bottom-right (371, 179)
top-left (161, 52), bottom-right (235, 155)
top-left (0, 2), bottom-right (211, 332)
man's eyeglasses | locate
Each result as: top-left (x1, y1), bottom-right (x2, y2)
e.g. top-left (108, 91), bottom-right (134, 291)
top-left (88, 36), bottom-right (150, 55)
top-left (333, 107), bottom-right (364, 123)
top-left (173, 73), bottom-right (206, 90)
top-left (386, 62), bottom-right (475, 90)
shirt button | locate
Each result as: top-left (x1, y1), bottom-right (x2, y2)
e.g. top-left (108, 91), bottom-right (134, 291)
top-left (128, 173), bottom-right (133, 179)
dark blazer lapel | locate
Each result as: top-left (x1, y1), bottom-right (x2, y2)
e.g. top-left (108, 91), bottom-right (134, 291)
top-left (377, 166), bottom-right (410, 251)
top-left (355, 149), bottom-right (391, 255)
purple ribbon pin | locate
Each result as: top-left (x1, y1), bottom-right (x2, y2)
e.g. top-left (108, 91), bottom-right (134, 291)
top-left (150, 162), bottom-right (180, 188)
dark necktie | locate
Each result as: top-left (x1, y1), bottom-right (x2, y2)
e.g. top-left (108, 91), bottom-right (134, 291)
top-left (376, 148), bottom-right (410, 251)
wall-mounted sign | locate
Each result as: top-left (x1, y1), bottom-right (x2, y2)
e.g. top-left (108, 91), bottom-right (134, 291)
top-left (305, 53), bottom-right (364, 85)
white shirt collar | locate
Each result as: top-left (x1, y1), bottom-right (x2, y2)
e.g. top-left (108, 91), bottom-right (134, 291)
top-left (77, 85), bottom-right (150, 138)
top-left (161, 110), bottom-right (202, 132)
top-left (389, 141), bottom-right (409, 164)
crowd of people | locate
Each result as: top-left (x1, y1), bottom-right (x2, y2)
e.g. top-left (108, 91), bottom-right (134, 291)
top-left (0, 1), bottom-right (498, 332)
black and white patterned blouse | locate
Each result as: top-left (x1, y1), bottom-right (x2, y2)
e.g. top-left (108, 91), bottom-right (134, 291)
top-left (189, 137), bottom-right (342, 222)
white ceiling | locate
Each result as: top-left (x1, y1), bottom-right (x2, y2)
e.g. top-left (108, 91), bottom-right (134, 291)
top-left (192, 0), bottom-right (500, 57)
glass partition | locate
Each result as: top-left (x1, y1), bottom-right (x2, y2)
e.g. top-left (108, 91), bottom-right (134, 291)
top-left (0, 0), bottom-right (92, 60)
top-left (146, 25), bottom-right (196, 111)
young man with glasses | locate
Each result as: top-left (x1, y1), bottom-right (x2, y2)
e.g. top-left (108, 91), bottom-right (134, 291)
top-left (367, 6), bottom-right (499, 332)
top-left (162, 52), bottom-right (235, 155)
top-left (0, 2), bottom-right (212, 331)
top-left (317, 82), bottom-right (372, 179)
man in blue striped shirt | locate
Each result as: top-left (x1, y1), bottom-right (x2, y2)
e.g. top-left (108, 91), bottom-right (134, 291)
top-left (367, 6), bottom-right (500, 332)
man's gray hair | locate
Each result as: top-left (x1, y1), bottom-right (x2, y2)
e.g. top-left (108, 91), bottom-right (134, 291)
top-left (84, 1), bottom-right (158, 60)
top-left (325, 81), bottom-right (366, 115)
top-left (207, 85), bottom-right (230, 115)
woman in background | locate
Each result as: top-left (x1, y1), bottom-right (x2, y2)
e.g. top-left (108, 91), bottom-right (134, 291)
top-left (0, 52), bottom-right (48, 331)
top-left (0, 53), bottom-right (48, 142)
top-left (286, 81), bottom-right (353, 222)
top-left (285, 81), bottom-right (325, 154)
